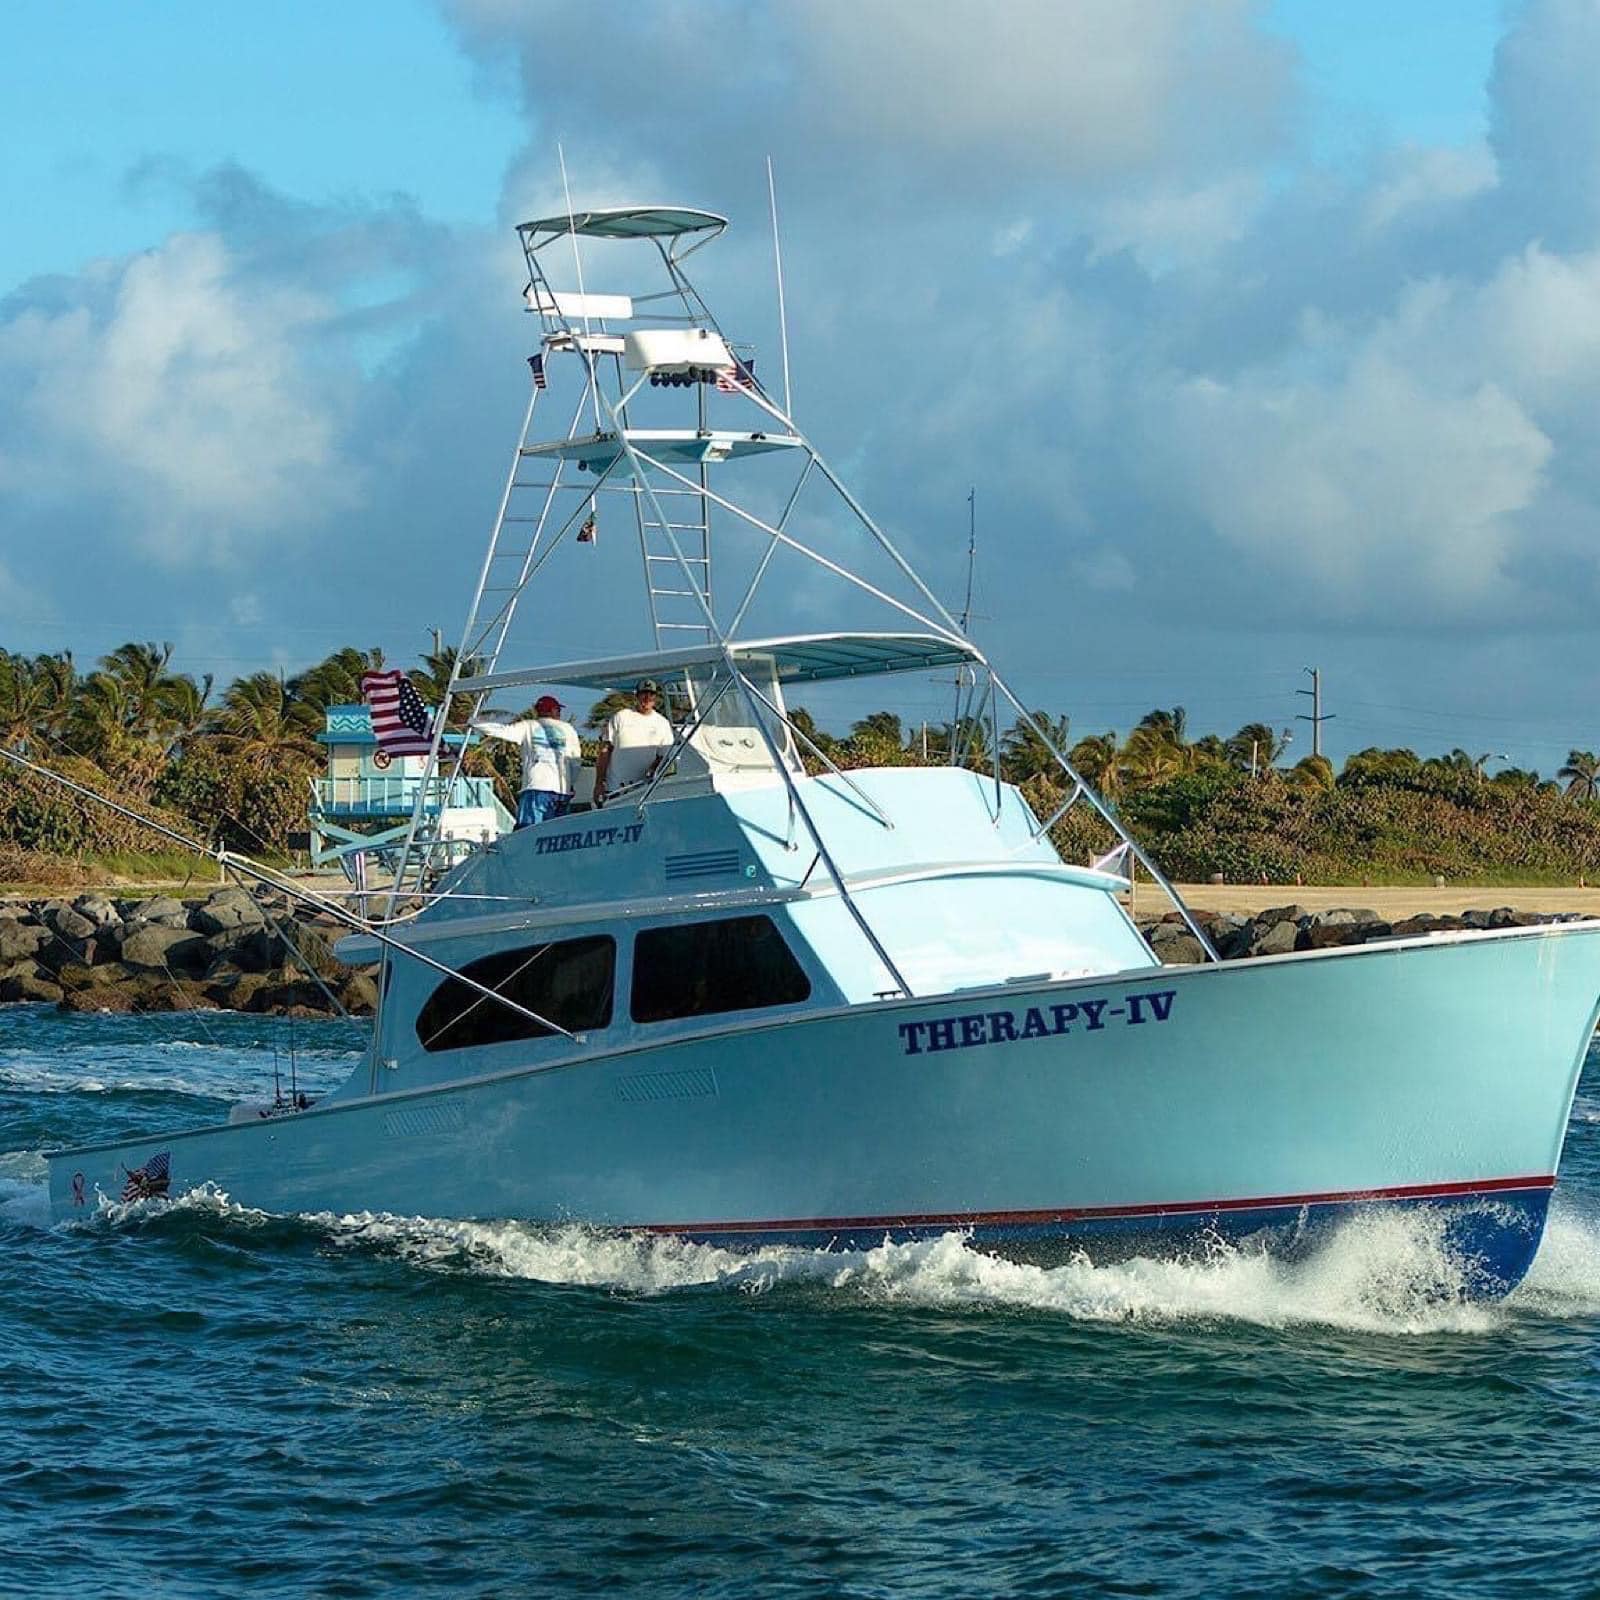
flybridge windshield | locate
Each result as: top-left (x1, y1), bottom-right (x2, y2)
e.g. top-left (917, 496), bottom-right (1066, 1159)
top-left (683, 655), bottom-right (801, 776)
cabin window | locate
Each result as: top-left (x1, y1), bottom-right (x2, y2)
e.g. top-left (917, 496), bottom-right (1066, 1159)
top-left (631, 914), bottom-right (811, 1023)
top-left (415, 935), bottom-right (614, 1052)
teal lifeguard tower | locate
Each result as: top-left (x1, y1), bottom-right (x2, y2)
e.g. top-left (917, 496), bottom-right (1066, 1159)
top-left (308, 704), bottom-right (514, 874)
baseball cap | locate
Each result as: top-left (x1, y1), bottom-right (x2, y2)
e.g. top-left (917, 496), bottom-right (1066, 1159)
top-left (534, 694), bottom-right (563, 715)
top-left (635, 678), bottom-right (662, 695)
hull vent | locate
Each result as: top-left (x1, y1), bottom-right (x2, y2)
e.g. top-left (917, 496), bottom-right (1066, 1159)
top-left (664, 848), bottom-right (741, 881)
top-left (615, 1067), bottom-right (719, 1103)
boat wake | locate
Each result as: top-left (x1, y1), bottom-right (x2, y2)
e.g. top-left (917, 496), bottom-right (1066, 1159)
top-left (20, 1172), bottom-right (1600, 1336)
top-left (306, 1199), bottom-right (1600, 1334)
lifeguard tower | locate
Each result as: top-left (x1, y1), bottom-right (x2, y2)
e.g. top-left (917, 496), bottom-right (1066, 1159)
top-left (307, 703), bottom-right (513, 876)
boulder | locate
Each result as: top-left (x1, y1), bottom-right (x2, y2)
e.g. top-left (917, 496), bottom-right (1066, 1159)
top-left (247, 978), bottom-right (338, 1015)
top-left (52, 962), bottom-right (127, 990)
top-left (0, 919), bottom-right (47, 963)
top-left (1252, 920), bottom-right (1299, 957)
top-left (127, 896), bottom-right (189, 929)
top-left (1390, 914), bottom-right (1468, 938)
top-left (0, 965), bottom-right (64, 1004)
top-left (59, 985), bottom-right (137, 1014)
top-left (189, 889), bottom-right (267, 936)
top-left (36, 936), bottom-right (100, 974)
top-left (1256, 905), bottom-right (1310, 929)
top-left (1157, 934), bottom-right (1207, 965)
top-left (72, 894), bottom-right (121, 930)
top-left (118, 924), bottom-right (210, 975)
top-left (203, 925), bottom-right (277, 975)
top-left (1303, 922), bottom-right (1370, 950)
top-left (283, 921), bottom-right (342, 979)
top-left (337, 971), bottom-right (380, 1014)
top-left (41, 900), bottom-right (97, 942)
top-left (1308, 907), bottom-right (1381, 928)
top-left (204, 972), bottom-right (277, 1012)
top-left (1204, 915), bottom-right (1253, 960)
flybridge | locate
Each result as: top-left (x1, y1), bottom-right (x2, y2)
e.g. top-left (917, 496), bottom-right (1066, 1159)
top-left (371, 196), bottom-right (1216, 960)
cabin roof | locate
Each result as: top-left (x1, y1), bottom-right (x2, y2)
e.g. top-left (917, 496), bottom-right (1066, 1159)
top-left (455, 632), bottom-right (984, 698)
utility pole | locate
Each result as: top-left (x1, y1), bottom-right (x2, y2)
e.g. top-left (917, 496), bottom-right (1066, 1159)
top-left (429, 626), bottom-right (443, 658)
top-left (1296, 666), bottom-right (1333, 759)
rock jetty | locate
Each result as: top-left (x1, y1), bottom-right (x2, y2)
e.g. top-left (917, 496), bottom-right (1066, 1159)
top-left (0, 889), bottom-right (1588, 1016)
top-left (0, 888), bottom-right (378, 1017)
top-left (1138, 903), bottom-right (1582, 965)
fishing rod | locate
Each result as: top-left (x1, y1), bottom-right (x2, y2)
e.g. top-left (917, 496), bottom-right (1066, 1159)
top-left (0, 745), bottom-right (577, 1041)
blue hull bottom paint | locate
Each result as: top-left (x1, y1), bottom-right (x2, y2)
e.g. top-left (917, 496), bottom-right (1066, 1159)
top-left (668, 1180), bottom-right (1556, 1298)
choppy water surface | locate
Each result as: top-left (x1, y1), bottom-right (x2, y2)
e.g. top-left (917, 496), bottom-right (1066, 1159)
top-left (7, 1007), bottom-right (1600, 1597)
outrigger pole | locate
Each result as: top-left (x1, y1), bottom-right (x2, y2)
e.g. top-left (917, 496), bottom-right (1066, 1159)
top-left (0, 746), bottom-right (579, 1041)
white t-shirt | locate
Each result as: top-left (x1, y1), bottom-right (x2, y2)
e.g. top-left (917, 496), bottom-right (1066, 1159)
top-left (601, 706), bottom-right (675, 789)
top-left (475, 716), bottom-right (581, 793)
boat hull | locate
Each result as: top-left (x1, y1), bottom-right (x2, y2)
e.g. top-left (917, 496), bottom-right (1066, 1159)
top-left (49, 924), bottom-right (1600, 1297)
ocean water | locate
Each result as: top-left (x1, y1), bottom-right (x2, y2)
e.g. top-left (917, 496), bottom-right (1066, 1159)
top-left (7, 1007), bottom-right (1600, 1598)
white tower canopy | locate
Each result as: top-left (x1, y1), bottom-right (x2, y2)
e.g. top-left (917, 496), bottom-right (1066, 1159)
top-left (517, 206), bottom-right (728, 243)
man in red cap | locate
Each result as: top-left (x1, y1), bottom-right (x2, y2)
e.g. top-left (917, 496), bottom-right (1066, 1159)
top-left (473, 693), bottom-right (582, 828)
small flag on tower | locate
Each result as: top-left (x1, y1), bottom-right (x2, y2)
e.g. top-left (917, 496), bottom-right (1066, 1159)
top-left (715, 356), bottom-right (756, 394)
top-left (359, 670), bottom-right (436, 756)
top-left (576, 512), bottom-right (597, 544)
top-left (528, 353), bottom-right (547, 390)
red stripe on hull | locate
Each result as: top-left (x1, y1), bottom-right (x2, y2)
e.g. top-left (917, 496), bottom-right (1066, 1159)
top-left (640, 1174), bottom-right (1557, 1238)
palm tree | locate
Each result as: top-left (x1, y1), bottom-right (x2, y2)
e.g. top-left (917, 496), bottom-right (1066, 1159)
top-left (289, 646), bottom-right (385, 716)
top-left (211, 672), bottom-right (320, 767)
top-left (1000, 711), bottom-right (1070, 784)
top-left (1339, 747), bottom-right (1421, 786)
top-left (159, 673), bottom-right (214, 757)
top-left (0, 650), bottom-right (74, 750)
top-left (1285, 754), bottom-right (1335, 791)
top-left (1226, 722), bottom-right (1287, 774)
top-left (412, 645), bottom-right (485, 730)
top-left (1559, 750), bottom-right (1600, 801)
top-left (1068, 733), bottom-right (1122, 800)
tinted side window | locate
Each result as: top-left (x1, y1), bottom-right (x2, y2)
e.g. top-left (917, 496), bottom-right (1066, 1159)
top-left (416, 935), bottom-right (614, 1052)
top-left (631, 915), bottom-right (811, 1023)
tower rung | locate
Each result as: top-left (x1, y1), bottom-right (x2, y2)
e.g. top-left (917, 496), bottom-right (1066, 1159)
top-left (646, 553), bottom-right (708, 564)
top-left (658, 622), bottom-right (712, 631)
top-left (649, 588), bottom-right (704, 598)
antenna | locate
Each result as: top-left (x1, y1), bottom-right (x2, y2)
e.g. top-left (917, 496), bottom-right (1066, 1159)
top-left (950, 487), bottom-right (977, 741)
top-left (767, 156), bottom-right (793, 418)
top-left (960, 487), bottom-right (977, 635)
top-left (557, 143), bottom-right (602, 433)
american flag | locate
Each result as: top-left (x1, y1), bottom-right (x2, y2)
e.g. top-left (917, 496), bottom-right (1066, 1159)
top-left (528, 353), bottom-right (547, 390)
top-left (715, 356), bottom-right (756, 394)
top-left (122, 1150), bottom-right (171, 1202)
top-left (360, 670), bottom-right (436, 756)
top-left (576, 512), bottom-right (597, 544)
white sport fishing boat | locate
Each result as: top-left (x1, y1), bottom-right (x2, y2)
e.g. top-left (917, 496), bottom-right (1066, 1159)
top-left (43, 203), bottom-right (1600, 1296)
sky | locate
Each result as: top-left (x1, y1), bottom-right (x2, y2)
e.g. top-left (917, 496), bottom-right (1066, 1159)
top-left (4, 0), bottom-right (1600, 773)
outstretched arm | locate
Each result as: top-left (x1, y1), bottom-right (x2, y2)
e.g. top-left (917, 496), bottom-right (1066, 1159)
top-left (472, 718), bottom-right (522, 745)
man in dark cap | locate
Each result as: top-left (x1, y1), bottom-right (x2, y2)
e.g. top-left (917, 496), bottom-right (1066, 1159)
top-left (593, 678), bottom-right (674, 807)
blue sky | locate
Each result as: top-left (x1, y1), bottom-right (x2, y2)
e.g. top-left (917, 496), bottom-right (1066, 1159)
top-left (5, 0), bottom-right (1600, 773)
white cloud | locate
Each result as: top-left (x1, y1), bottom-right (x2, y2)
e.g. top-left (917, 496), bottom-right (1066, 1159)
top-left (0, 231), bottom-right (355, 561)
